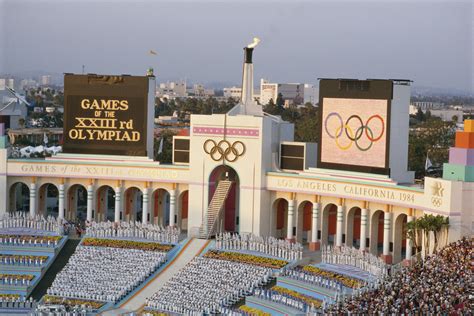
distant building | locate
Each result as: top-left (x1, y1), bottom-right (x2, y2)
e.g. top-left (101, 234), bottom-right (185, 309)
top-left (223, 87), bottom-right (242, 100)
top-left (157, 81), bottom-right (187, 98)
top-left (192, 84), bottom-right (214, 97)
top-left (410, 101), bottom-right (443, 111)
top-left (430, 109), bottom-right (464, 123)
top-left (260, 79), bottom-right (304, 107)
top-left (0, 78), bottom-right (14, 90)
top-left (41, 75), bottom-right (52, 86)
top-left (20, 79), bottom-right (39, 91)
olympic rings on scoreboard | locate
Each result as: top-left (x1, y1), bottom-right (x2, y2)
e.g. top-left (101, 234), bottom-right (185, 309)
top-left (324, 112), bottom-right (385, 151)
top-left (203, 139), bottom-right (246, 162)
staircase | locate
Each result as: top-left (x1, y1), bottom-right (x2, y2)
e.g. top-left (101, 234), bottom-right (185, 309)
top-left (199, 180), bottom-right (232, 239)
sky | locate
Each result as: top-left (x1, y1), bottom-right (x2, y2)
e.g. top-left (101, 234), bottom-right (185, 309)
top-left (0, 0), bottom-right (472, 92)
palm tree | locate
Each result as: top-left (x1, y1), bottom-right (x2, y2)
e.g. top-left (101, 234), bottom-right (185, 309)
top-left (433, 215), bottom-right (449, 251)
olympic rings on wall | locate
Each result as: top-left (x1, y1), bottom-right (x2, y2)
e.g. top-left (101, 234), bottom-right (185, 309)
top-left (203, 139), bottom-right (246, 162)
top-left (324, 112), bottom-right (385, 151)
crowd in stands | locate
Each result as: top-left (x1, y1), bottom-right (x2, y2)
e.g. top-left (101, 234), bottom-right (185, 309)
top-left (223, 305), bottom-right (271, 316)
top-left (283, 267), bottom-right (351, 294)
top-left (0, 212), bottom-right (62, 234)
top-left (215, 233), bottom-right (303, 261)
top-left (0, 234), bottom-right (62, 247)
top-left (145, 256), bottom-right (275, 315)
top-left (322, 245), bottom-right (388, 278)
top-left (246, 287), bottom-right (321, 314)
top-left (47, 245), bottom-right (167, 303)
top-left (85, 221), bottom-right (180, 244)
top-left (1, 274), bottom-right (34, 286)
top-left (0, 296), bottom-right (36, 310)
top-left (326, 238), bottom-right (472, 314)
top-left (1, 254), bottom-right (48, 267)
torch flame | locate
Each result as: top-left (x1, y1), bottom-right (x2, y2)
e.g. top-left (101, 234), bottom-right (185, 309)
top-left (247, 37), bottom-right (261, 49)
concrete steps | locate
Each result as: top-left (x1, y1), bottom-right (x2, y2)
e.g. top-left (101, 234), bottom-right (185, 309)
top-left (199, 180), bottom-right (232, 239)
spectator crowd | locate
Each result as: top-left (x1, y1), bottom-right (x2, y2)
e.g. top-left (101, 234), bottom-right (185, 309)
top-left (85, 221), bottom-right (180, 244)
top-left (326, 238), bottom-right (472, 314)
top-left (145, 256), bottom-right (274, 315)
top-left (215, 233), bottom-right (303, 261)
top-left (47, 245), bottom-right (167, 303)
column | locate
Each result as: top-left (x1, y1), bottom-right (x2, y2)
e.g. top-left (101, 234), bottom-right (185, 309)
top-left (309, 202), bottom-right (321, 251)
top-left (29, 182), bottom-right (36, 217)
top-left (286, 200), bottom-right (295, 242)
top-left (336, 205), bottom-right (344, 247)
top-left (114, 187), bottom-right (122, 223)
top-left (382, 211), bottom-right (392, 264)
top-left (86, 185), bottom-right (94, 222)
top-left (404, 215), bottom-right (414, 263)
top-left (360, 208), bottom-right (368, 251)
top-left (169, 189), bottom-right (177, 227)
top-left (58, 184), bottom-right (65, 220)
top-left (142, 188), bottom-right (149, 224)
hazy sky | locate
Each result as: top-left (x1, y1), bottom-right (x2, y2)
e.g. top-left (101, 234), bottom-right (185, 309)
top-left (1, 0), bottom-right (472, 92)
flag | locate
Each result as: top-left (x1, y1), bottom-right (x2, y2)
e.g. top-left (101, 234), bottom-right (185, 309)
top-left (425, 154), bottom-right (433, 171)
top-left (158, 137), bottom-right (163, 154)
top-left (43, 133), bottom-right (48, 145)
top-left (149, 50), bottom-right (158, 55)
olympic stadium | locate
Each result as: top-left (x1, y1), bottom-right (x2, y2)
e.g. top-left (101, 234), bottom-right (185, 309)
top-left (0, 42), bottom-right (472, 315)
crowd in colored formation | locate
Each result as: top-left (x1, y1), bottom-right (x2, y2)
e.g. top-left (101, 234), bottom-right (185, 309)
top-left (250, 286), bottom-right (322, 313)
top-left (81, 238), bottom-right (173, 252)
top-left (47, 245), bottom-right (167, 303)
top-left (85, 221), bottom-right (180, 244)
top-left (0, 274), bottom-right (34, 286)
top-left (204, 250), bottom-right (288, 269)
top-left (326, 238), bottom-right (472, 314)
top-left (322, 245), bottom-right (388, 278)
top-left (0, 213), bottom-right (62, 234)
top-left (145, 255), bottom-right (275, 315)
top-left (215, 233), bottom-right (303, 261)
top-left (0, 234), bottom-right (62, 247)
top-left (0, 254), bottom-right (48, 267)
top-left (0, 295), bottom-right (36, 310)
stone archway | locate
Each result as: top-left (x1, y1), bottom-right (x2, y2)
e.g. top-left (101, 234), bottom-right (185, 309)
top-left (296, 201), bottom-right (312, 244)
top-left (124, 187), bottom-right (143, 222)
top-left (322, 203), bottom-right (337, 245)
top-left (178, 190), bottom-right (189, 231)
top-left (67, 184), bottom-right (87, 221)
top-left (393, 213), bottom-right (408, 263)
top-left (272, 198), bottom-right (288, 239)
top-left (38, 183), bottom-right (59, 218)
top-left (346, 207), bottom-right (361, 248)
top-left (370, 210), bottom-right (385, 255)
top-left (208, 165), bottom-right (240, 233)
top-left (96, 186), bottom-right (115, 222)
top-left (152, 188), bottom-right (170, 226)
top-left (9, 182), bottom-right (30, 213)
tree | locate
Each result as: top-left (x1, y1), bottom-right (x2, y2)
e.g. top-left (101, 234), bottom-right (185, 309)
top-left (154, 129), bottom-right (177, 163)
top-left (406, 219), bottom-right (422, 254)
top-left (18, 118), bottom-right (26, 129)
top-left (276, 93), bottom-right (284, 107)
top-left (415, 108), bottom-right (425, 122)
top-left (408, 119), bottom-right (455, 178)
top-left (406, 214), bottom-right (449, 258)
top-left (295, 104), bottom-right (319, 142)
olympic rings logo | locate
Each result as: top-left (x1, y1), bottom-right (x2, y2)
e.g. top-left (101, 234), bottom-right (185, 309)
top-left (203, 139), bottom-right (246, 162)
top-left (324, 112), bottom-right (385, 151)
top-left (431, 196), bottom-right (442, 207)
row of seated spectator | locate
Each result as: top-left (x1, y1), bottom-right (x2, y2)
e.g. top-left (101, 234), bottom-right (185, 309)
top-left (145, 255), bottom-right (276, 315)
top-left (47, 244), bottom-right (167, 303)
